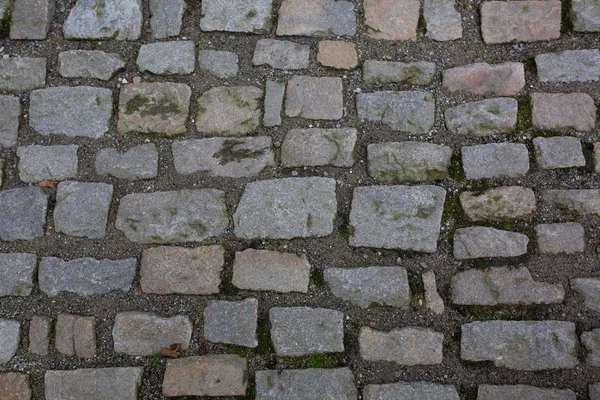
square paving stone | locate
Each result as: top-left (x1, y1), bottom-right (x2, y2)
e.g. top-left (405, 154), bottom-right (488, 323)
top-left (0, 319), bottom-right (20, 363)
top-left (63, 0), bottom-right (143, 40)
top-left (286, 76), bottom-right (343, 120)
top-left (118, 83), bottom-right (191, 137)
top-left (17, 145), bottom-right (78, 183)
top-left (364, 0), bottom-right (420, 40)
top-left (256, 368), bottom-right (357, 400)
top-left (10, 0), bottom-right (55, 40)
top-left (149, 0), bottom-right (185, 38)
top-left (533, 137), bottom-right (586, 169)
top-left (357, 91), bottom-right (435, 133)
top-left (445, 98), bottom-right (518, 136)
top-left (349, 185), bottom-right (446, 253)
top-left (136, 41), bottom-right (195, 75)
top-left (317, 40), bottom-right (358, 70)
top-left (0, 187), bottom-right (48, 241)
top-left (54, 181), bottom-right (113, 239)
top-left (204, 298), bottom-right (258, 348)
top-left (0, 57), bottom-right (46, 91)
top-left (58, 50), bottom-right (125, 81)
top-left (424, 0), bottom-right (462, 41)
top-left (198, 50), bottom-right (239, 79)
top-left (0, 253), bottom-right (37, 297)
top-left (277, 0), bottom-right (356, 36)
top-left (45, 368), bottom-right (143, 400)
top-left (0, 96), bottom-right (20, 148)
top-left (196, 86), bottom-right (263, 135)
top-left (200, 0), bottom-right (273, 33)
top-left (0, 373), bottom-right (31, 399)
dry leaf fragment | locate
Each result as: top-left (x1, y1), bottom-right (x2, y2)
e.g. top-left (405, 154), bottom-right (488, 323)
top-left (159, 343), bottom-right (181, 358)
top-left (38, 180), bottom-right (57, 188)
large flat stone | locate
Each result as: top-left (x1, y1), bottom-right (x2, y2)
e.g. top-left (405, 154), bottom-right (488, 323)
top-left (349, 185), bottom-right (446, 252)
top-left (0, 319), bottom-right (20, 363)
top-left (0, 253), bottom-right (36, 297)
top-left (149, 0), bottom-right (185, 38)
top-left (462, 143), bottom-right (530, 179)
top-left (0, 96), bottom-right (20, 148)
top-left (196, 86), bottom-right (263, 135)
top-left (0, 58), bottom-right (46, 91)
top-left (277, 0), bottom-right (356, 36)
top-left (364, 0), bottom-right (419, 40)
top-left (460, 186), bottom-right (536, 221)
top-left (95, 144), bottom-right (158, 180)
top-left (116, 189), bottom-right (228, 244)
top-left (201, 0), bottom-right (273, 33)
top-left (286, 76), bottom-right (343, 120)
top-left (443, 62), bottom-right (525, 96)
top-left (454, 227), bottom-right (529, 259)
top-left (536, 50), bottom-right (600, 83)
top-left (543, 190), bottom-right (600, 216)
top-left (281, 128), bottom-right (357, 167)
top-left (256, 368), bottom-right (357, 400)
top-left (10, 0), bottom-right (54, 39)
top-left (253, 39), bottom-right (310, 70)
top-left (532, 93), bottom-right (596, 133)
top-left (571, 277), bottom-right (600, 311)
top-left (45, 368), bottom-right (143, 400)
top-left (364, 382), bottom-right (460, 400)
top-left (477, 385), bottom-right (576, 400)
top-left (0, 373), bottom-right (31, 400)
top-left (137, 41), bottom-right (195, 75)
top-left (445, 98), bottom-right (518, 136)
top-left (63, 0), bottom-right (143, 40)
top-left (363, 60), bottom-right (436, 85)
top-left (357, 91), bottom-right (435, 133)
top-left (17, 145), bottom-right (78, 183)
top-left (204, 298), bottom-right (258, 347)
top-left (572, 0), bottom-right (600, 31)
top-left (424, 0), bottom-right (462, 41)
top-left (0, 187), bottom-right (48, 241)
top-left (59, 50), bottom-right (125, 81)
top-left (359, 326), bottom-right (444, 365)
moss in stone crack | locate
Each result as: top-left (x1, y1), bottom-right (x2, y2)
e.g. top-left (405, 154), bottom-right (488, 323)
top-left (230, 345), bottom-right (251, 356)
top-left (448, 151), bottom-right (465, 182)
top-left (442, 194), bottom-right (469, 229)
top-left (214, 140), bottom-right (265, 165)
top-left (312, 267), bottom-right (326, 288)
top-left (515, 94), bottom-right (532, 133)
top-left (284, 353), bottom-right (344, 369)
top-left (561, 0), bottom-right (574, 33)
top-left (338, 212), bottom-right (351, 238)
top-left (0, 10), bottom-right (11, 39)
top-left (523, 56), bottom-right (536, 75)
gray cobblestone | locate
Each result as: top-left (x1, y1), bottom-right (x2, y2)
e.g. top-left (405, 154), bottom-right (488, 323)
top-left (543, 190), bottom-right (600, 216)
top-left (45, 367), bottom-right (143, 400)
top-left (459, 186), bottom-right (536, 221)
top-left (536, 50), bottom-right (600, 83)
top-left (0, 187), bottom-right (48, 241)
top-left (582, 329), bottom-right (600, 366)
top-left (454, 227), bottom-right (529, 259)
top-left (532, 92), bottom-right (596, 133)
top-left (281, 128), bottom-right (357, 167)
top-left (357, 91), bottom-right (435, 133)
top-left (534, 137), bottom-right (586, 169)
top-left (200, 0), bottom-right (273, 33)
top-left (443, 62), bottom-right (525, 96)
top-left (58, 50), bottom-right (125, 81)
top-left (571, 278), bottom-right (600, 311)
top-left (55, 314), bottom-right (95, 358)
top-left (149, 0), bottom-right (185, 38)
top-left (536, 223), bottom-right (585, 255)
top-left (477, 385), bottom-right (576, 400)
top-left (363, 61), bottom-right (436, 85)
top-left (0, 57), bottom-right (46, 91)
top-left (204, 298), bottom-right (258, 347)
top-left (63, 0), bottom-right (143, 40)
top-left (360, 326), bottom-right (444, 365)
top-left (0, 253), bottom-right (36, 297)
top-left (17, 145), bottom-right (78, 183)
top-left (10, 0), bottom-right (54, 40)
top-left (253, 39), bottom-right (310, 70)
top-left (198, 50), bottom-right (239, 79)
top-left (286, 76), bottom-right (343, 120)
top-left (263, 81), bottom-right (284, 126)
top-left (445, 98), bottom-right (518, 136)
top-left (0, 96), bottom-right (20, 148)
top-left (196, 86), bottom-right (262, 135)
top-left (424, 0), bottom-right (462, 41)
top-left (0, 320), bottom-right (19, 364)
top-left (28, 316), bottom-right (51, 356)
top-left (364, 382), bottom-right (459, 400)
top-left (256, 368), bottom-right (357, 400)
top-left (462, 143), bottom-right (530, 179)
top-left (137, 41), bottom-right (195, 75)
top-left (572, 0), bottom-right (600, 32)
top-left (95, 144), bottom-right (158, 180)
top-left (277, 0), bottom-right (356, 36)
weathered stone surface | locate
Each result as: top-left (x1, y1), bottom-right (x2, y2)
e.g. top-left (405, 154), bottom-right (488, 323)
top-left (264, 81), bottom-right (284, 126)
top-left (363, 61), bottom-right (436, 85)
top-left (536, 223), bottom-right (584, 255)
top-left (45, 368), bottom-right (143, 400)
top-left (63, 0), bottom-right (143, 40)
top-left (443, 62), bottom-right (525, 96)
top-left (532, 93), bottom-right (596, 133)
top-left (198, 50), bottom-right (239, 79)
top-left (451, 267), bottom-right (564, 305)
top-left (572, 0), bottom-right (600, 31)
top-left (286, 76), bottom-right (343, 120)
top-left (543, 190), bottom-right (600, 216)
top-left (364, 0), bottom-right (419, 40)
top-left (424, 0), bottom-right (462, 41)
top-left (30, 86), bottom-right (112, 138)
top-left (423, 270), bottom-right (445, 315)
top-left (137, 41), bottom-right (195, 75)
top-left (0, 187), bottom-right (48, 241)
top-left (445, 98), bottom-right (518, 136)
top-left (256, 368), bottom-right (357, 400)
top-left (39, 257), bottom-right (136, 297)
top-left (172, 137), bottom-right (274, 178)
top-left (201, 0), bottom-right (273, 33)
top-left (0, 373), bottom-right (31, 400)
top-left (270, 307), bottom-right (344, 356)
top-left (95, 144), bottom-right (158, 180)
top-left (29, 316), bottom-right (51, 356)
top-left (58, 50), bottom-right (125, 81)
top-left (591, 384), bottom-right (600, 400)
top-left (349, 185), bottom-right (446, 252)
top-left (0, 96), bottom-right (20, 148)
top-left (141, 246), bottom-right (224, 295)
top-left (281, 128), bottom-right (357, 167)
top-left (460, 186), bottom-right (536, 221)
top-left (115, 189), bottom-right (228, 244)
top-left (117, 82), bottom-right (191, 136)
top-left (324, 267), bottom-right (410, 309)
top-left (364, 382), bottom-right (460, 400)
top-left (536, 50), bottom-right (600, 83)
top-left (0, 0), bottom-right (6, 17)
top-left (277, 0), bottom-right (356, 36)
top-left (0, 320), bottom-right (19, 363)
top-left (253, 39), bottom-right (310, 70)
top-left (0, 253), bottom-right (36, 297)
top-left (481, 1), bottom-right (561, 43)
top-left (17, 145), bottom-right (78, 183)
top-left (54, 181), bottom-right (113, 239)
top-left (571, 277), bottom-right (600, 311)
top-left (113, 312), bottom-right (192, 356)
top-left (582, 329), bottom-right (600, 366)
top-left (10, 0), bottom-right (54, 39)
top-left (454, 227), bottom-right (529, 259)
top-left (196, 86), bottom-right (262, 135)
top-left (317, 41), bottom-right (358, 70)
top-left (234, 177), bottom-right (337, 239)
top-left (163, 355), bottom-right (248, 397)
top-left (461, 321), bottom-right (578, 370)
top-left (204, 298), bottom-right (258, 347)
top-left (0, 58), bottom-right (46, 91)
top-left (232, 249), bottom-right (311, 293)
top-left (55, 314), bottom-right (95, 358)
top-left (150, 0), bottom-right (185, 38)
top-left (357, 91), bottom-right (435, 133)
top-left (359, 326), bottom-right (444, 365)
top-left (477, 385), bottom-right (576, 400)
top-left (367, 142), bottom-right (451, 183)
top-left (462, 143), bottom-right (530, 179)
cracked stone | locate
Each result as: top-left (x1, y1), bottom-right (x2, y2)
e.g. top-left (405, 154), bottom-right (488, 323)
top-left (359, 326), bottom-right (444, 365)
top-left (460, 186), bottom-right (537, 221)
top-left (17, 145), bottom-right (78, 183)
top-left (63, 0), bottom-right (143, 40)
top-left (196, 86), bottom-right (262, 135)
top-left (445, 98), bottom-right (518, 136)
top-left (285, 76), bottom-right (343, 120)
top-left (281, 128), bottom-right (357, 167)
top-left (454, 227), bottom-right (529, 259)
top-left (357, 91), bottom-right (435, 133)
top-left (58, 50), bottom-right (125, 81)
top-left (95, 144), bottom-right (158, 180)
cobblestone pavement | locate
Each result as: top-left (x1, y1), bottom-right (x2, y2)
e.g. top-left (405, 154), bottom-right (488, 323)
top-left (0, 0), bottom-right (600, 398)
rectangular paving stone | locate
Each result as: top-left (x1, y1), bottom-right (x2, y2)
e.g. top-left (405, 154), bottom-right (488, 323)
top-left (532, 93), bottom-right (596, 133)
top-left (0, 187), bottom-right (48, 241)
top-left (163, 355), bottom-right (248, 397)
top-left (196, 86), bottom-right (262, 135)
top-left (263, 81), bottom-right (285, 126)
top-left (582, 329), bottom-right (600, 366)
top-left (451, 267), bottom-right (564, 305)
top-left (256, 368), bottom-right (357, 400)
top-left (112, 312), bottom-right (192, 356)
top-left (198, 50), bottom-right (239, 79)
top-left (477, 384), bottom-right (576, 400)
top-left (54, 181), bottom-right (113, 239)
top-left (445, 98), bottom-right (518, 136)
top-left (367, 142), bottom-right (451, 183)
top-left (358, 91), bottom-right (435, 134)
top-left (363, 60), bottom-right (436, 85)
top-left (201, 0), bottom-right (273, 33)
top-left (17, 145), bottom-right (78, 183)
top-left (270, 307), bottom-right (344, 356)
top-left (0, 253), bottom-right (36, 297)
top-left (424, 0), bottom-right (462, 41)
top-left (359, 326), bottom-right (444, 365)
top-left (277, 0), bottom-right (356, 36)
top-left (317, 40), bottom-right (358, 70)
top-left (118, 82), bottom-right (191, 137)
top-left (232, 249), bottom-right (311, 293)
top-left (543, 190), bottom-right (600, 216)
top-left (10, 0), bottom-right (55, 39)
top-left (536, 223), bottom-right (585, 255)
top-left (172, 137), bottom-right (274, 178)
top-left (28, 316), bottom-right (51, 356)
top-left (63, 0), bottom-right (143, 40)
top-left (536, 49), bottom-right (600, 83)
top-left (349, 185), bottom-right (446, 253)
top-left (55, 314), bottom-right (95, 358)
top-left (454, 227), bottom-right (529, 259)
top-left (443, 62), bottom-right (525, 96)
top-left (0, 319), bottom-right (20, 363)
top-left (481, 1), bottom-right (561, 44)
top-left (253, 39), bottom-right (310, 70)
top-left (572, 0), bottom-right (600, 31)
top-left (0, 57), bottom-right (46, 91)
top-left (534, 137), bottom-right (585, 169)
top-left (137, 41), bottom-right (195, 75)
top-left (324, 266), bottom-right (410, 309)
top-left (39, 257), bottom-right (136, 297)
top-left (45, 367), bottom-right (143, 400)
top-left (0, 373), bottom-right (31, 400)
top-left (58, 50), bottom-right (125, 81)
top-left (204, 298), bottom-right (258, 348)
top-left (30, 86), bottom-right (112, 138)
top-left (95, 144), bottom-right (158, 180)
top-left (0, 96), bottom-right (20, 148)
top-left (150, 0), bottom-right (185, 38)
top-left (460, 186), bottom-right (536, 221)
top-left (571, 277), bottom-right (600, 311)
top-left (141, 246), bottom-right (224, 295)
top-left (234, 177), bottom-right (337, 239)
top-left (462, 143), bottom-right (530, 179)
top-left (364, 382), bottom-right (460, 400)
top-left (364, 0), bottom-right (419, 40)
top-left (286, 76), bottom-right (343, 120)
top-left (281, 128), bottom-right (357, 167)
top-left (461, 320), bottom-right (578, 370)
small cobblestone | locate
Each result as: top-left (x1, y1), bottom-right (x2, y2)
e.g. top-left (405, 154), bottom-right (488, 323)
top-left (55, 314), bottom-right (96, 358)
top-left (0, 319), bottom-right (19, 363)
top-left (200, 0), bottom-right (273, 34)
top-left (198, 50), bottom-right (239, 79)
top-left (17, 145), bottom-right (78, 183)
top-left (253, 39), bottom-right (310, 70)
top-left (363, 60), bottom-right (436, 85)
top-left (543, 190), bottom-right (600, 216)
top-left (263, 80), bottom-right (284, 126)
top-left (423, 270), bottom-right (445, 315)
top-left (572, 0), bottom-right (600, 32)
top-left (58, 50), bottom-right (125, 81)
top-left (277, 0), bottom-right (356, 36)
top-left (536, 223), bottom-right (585, 255)
top-left (536, 50), bottom-right (600, 83)
top-left (204, 298), bottom-right (258, 347)
top-left (0, 96), bottom-right (20, 148)
top-left (45, 367), bottom-right (143, 400)
top-left (196, 86), bottom-right (262, 135)
top-left (0, 187), bottom-right (48, 241)
top-left (359, 326), bottom-right (444, 365)
top-left (364, 382), bottom-right (459, 400)
top-left (534, 137), bottom-right (586, 169)
top-left (445, 98), bottom-right (518, 136)
top-left (424, 0), bottom-right (462, 41)
top-left (462, 143), bottom-right (530, 179)
top-left (0, 373), bottom-right (31, 400)
top-left (442, 62), bottom-right (525, 96)
top-left (364, 0), bottom-right (419, 40)
top-left (532, 93), bottom-right (596, 133)
top-left (0, 253), bottom-right (36, 297)
top-left (10, 0), bottom-right (54, 40)
top-left (256, 368), bottom-right (357, 400)
top-left (317, 41), bottom-right (358, 70)
top-left (460, 186), bottom-right (536, 221)
top-left (281, 128), bottom-right (357, 167)
top-left (0, 57), bottom-right (46, 91)
top-left (582, 329), bottom-right (600, 366)
top-left (137, 41), bottom-right (195, 75)
top-left (95, 144), bottom-right (158, 180)
top-left (286, 76), bottom-right (343, 120)
top-left (28, 316), bottom-right (51, 357)
top-left (571, 278), bottom-right (600, 311)
top-left (149, 0), bottom-right (185, 38)
top-left (357, 91), bottom-right (435, 133)
top-left (454, 227), bottom-right (528, 259)
top-left (63, 0), bottom-right (143, 40)
top-left (477, 385), bottom-right (576, 400)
